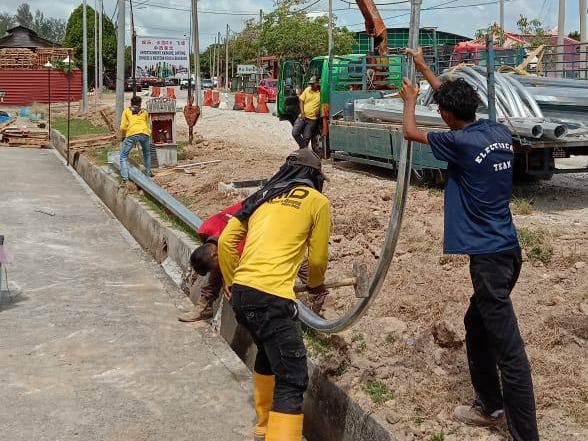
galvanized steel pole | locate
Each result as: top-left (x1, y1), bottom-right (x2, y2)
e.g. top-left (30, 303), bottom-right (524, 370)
top-left (94, 0), bottom-right (98, 108)
top-left (486, 32), bottom-right (497, 122)
top-left (581, 0), bottom-right (587, 78)
top-left (225, 24), bottom-right (229, 90)
top-left (98, 0), bottom-right (103, 96)
top-left (115, 0), bottom-right (125, 126)
top-left (557, 0), bottom-right (565, 78)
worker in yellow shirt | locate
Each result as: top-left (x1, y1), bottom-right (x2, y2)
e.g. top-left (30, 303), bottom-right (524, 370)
top-left (292, 75), bottom-right (321, 149)
top-left (218, 149), bottom-right (331, 441)
top-left (119, 96), bottom-right (151, 186)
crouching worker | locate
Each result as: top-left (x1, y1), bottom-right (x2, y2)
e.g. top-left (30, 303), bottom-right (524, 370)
top-left (218, 149), bottom-right (331, 441)
top-left (178, 201), bottom-right (244, 322)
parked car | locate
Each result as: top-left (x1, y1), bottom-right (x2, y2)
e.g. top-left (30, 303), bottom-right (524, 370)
top-left (257, 78), bottom-right (277, 102)
top-left (124, 77), bottom-right (141, 92)
top-left (180, 77), bottom-right (215, 90)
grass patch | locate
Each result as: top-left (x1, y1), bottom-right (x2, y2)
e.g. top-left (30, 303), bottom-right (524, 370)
top-left (386, 331), bottom-right (397, 344)
top-left (139, 193), bottom-right (200, 242)
top-left (333, 359), bottom-right (349, 377)
top-left (87, 144), bottom-right (116, 166)
top-left (53, 117), bottom-right (109, 138)
top-left (351, 332), bottom-right (367, 353)
top-left (511, 196), bottom-right (534, 215)
top-left (361, 380), bottom-right (394, 405)
top-left (176, 193), bottom-right (200, 209)
top-left (518, 227), bottom-right (553, 265)
top-left (428, 187), bottom-right (444, 197)
top-left (414, 407), bottom-right (425, 425)
top-left (302, 326), bottom-right (330, 357)
top-left (427, 432), bottom-right (445, 441)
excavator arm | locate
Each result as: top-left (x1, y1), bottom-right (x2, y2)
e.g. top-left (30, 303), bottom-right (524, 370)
top-left (356, 0), bottom-right (388, 55)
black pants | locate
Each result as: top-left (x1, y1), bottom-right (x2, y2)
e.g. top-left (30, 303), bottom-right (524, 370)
top-left (231, 284), bottom-right (309, 414)
top-left (292, 117), bottom-right (318, 149)
top-left (467, 248), bottom-right (539, 441)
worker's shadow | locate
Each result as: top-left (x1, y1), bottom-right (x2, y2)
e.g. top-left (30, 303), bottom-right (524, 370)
top-left (0, 291), bottom-right (28, 312)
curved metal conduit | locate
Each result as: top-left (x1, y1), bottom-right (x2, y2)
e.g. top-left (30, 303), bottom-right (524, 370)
top-left (297, 0), bottom-right (423, 334)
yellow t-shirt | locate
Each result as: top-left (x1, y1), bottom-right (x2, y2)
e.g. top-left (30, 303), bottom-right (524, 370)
top-left (219, 186), bottom-right (331, 300)
top-left (120, 107), bottom-right (151, 138)
top-left (299, 86), bottom-right (321, 120)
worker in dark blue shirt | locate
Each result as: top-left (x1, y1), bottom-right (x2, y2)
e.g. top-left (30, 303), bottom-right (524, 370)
top-left (400, 47), bottom-right (539, 441)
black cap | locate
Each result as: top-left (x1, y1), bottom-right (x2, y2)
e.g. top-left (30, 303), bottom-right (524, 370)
top-left (286, 149), bottom-right (328, 180)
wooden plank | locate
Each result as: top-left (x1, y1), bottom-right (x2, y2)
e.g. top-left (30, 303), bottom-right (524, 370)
top-left (99, 110), bottom-right (116, 133)
top-left (175, 159), bottom-right (221, 169)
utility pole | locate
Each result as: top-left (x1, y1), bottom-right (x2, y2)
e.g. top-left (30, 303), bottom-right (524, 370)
top-left (115, 0), bottom-right (125, 126)
top-left (327, 0), bottom-right (333, 126)
top-left (225, 24), bottom-right (229, 91)
top-left (82, 0), bottom-right (88, 113)
top-left (557, 0), bottom-right (565, 77)
top-left (98, 0), bottom-right (103, 97)
top-left (581, 0), bottom-right (587, 78)
top-left (499, 0), bottom-right (504, 30)
top-left (129, 0), bottom-right (137, 97)
top-left (212, 35), bottom-right (216, 83)
top-left (217, 31), bottom-right (222, 87)
top-left (94, 0), bottom-right (98, 108)
top-left (191, 0), bottom-right (201, 106)
top-left (257, 9), bottom-right (262, 81)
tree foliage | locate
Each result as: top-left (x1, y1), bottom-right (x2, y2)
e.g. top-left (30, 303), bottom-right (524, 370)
top-left (62, 5), bottom-right (117, 73)
top-left (2, 3), bottom-right (66, 43)
top-left (204, 0), bottom-right (357, 74)
top-left (516, 15), bottom-right (550, 48)
top-left (475, 23), bottom-right (506, 46)
top-left (568, 31), bottom-right (580, 41)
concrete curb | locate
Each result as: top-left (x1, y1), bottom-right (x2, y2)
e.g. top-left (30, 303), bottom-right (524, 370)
top-left (50, 130), bottom-right (399, 441)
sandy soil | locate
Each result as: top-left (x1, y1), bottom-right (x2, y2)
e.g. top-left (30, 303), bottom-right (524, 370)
top-left (80, 95), bottom-right (587, 441)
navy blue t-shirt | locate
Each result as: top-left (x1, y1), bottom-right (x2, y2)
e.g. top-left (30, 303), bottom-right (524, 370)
top-left (427, 119), bottom-right (519, 255)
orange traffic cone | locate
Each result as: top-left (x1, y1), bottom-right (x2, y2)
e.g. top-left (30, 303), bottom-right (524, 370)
top-left (211, 90), bottom-right (221, 108)
top-left (203, 89), bottom-right (213, 106)
top-left (233, 92), bottom-right (246, 110)
top-left (244, 94), bottom-right (256, 112)
top-left (256, 94), bottom-right (270, 113)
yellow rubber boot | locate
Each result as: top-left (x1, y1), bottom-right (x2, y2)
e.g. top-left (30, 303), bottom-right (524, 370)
top-left (253, 373), bottom-right (275, 441)
top-left (265, 411), bottom-right (304, 441)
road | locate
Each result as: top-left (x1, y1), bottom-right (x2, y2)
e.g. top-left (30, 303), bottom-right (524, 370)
top-left (0, 147), bottom-right (254, 441)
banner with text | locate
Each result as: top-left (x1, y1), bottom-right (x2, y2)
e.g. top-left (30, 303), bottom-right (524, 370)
top-left (136, 36), bottom-right (190, 79)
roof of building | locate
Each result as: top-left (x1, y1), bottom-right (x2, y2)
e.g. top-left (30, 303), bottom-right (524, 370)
top-left (0, 26), bottom-right (60, 49)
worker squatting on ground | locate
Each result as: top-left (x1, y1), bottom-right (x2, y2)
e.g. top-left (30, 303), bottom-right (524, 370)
top-left (400, 47), bottom-right (539, 441)
top-left (292, 76), bottom-right (321, 149)
top-left (218, 149), bottom-right (330, 441)
top-left (177, 201), bottom-right (329, 322)
top-left (118, 96), bottom-right (152, 188)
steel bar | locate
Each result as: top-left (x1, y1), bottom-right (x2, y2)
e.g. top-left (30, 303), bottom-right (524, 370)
top-left (507, 120), bottom-right (544, 138)
top-left (108, 153), bottom-right (203, 231)
top-left (297, 0), bottom-right (422, 333)
top-left (542, 122), bottom-right (568, 139)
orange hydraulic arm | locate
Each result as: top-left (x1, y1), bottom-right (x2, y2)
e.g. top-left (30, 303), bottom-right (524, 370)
top-left (356, 0), bottom-right (388, 55)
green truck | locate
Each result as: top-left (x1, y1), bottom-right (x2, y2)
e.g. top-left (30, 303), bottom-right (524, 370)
top-left (277, 53), bottom-right (588, 183)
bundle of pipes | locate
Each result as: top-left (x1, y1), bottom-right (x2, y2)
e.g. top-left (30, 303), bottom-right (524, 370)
top-left (353, 67), bottom-right (588, 141)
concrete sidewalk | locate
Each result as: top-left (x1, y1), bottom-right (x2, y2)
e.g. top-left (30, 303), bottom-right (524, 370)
top-left (0, 148), bottom-right (254, 440)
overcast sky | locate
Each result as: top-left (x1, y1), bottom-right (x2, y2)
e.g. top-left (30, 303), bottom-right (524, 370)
top-left (4, 0), bottom-right (584, 49)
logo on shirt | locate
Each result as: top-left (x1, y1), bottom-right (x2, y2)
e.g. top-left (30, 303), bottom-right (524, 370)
top-left (268, 188), bottom-right (310, 210)
top-left (474, 142), bottom-right (513, 164)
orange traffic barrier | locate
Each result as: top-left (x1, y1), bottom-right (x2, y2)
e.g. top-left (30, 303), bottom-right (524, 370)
top-left (203, 89), bottom-right (213, 106)
top-left (244, 94), bottom-right (256, 112)
top-left (166, 87), bottom-right (177, 99)
top-left (211, 90), bottom-right (221, 108)
top-left (256, 94), bottom-right (270, 113)
top-left (151, 86), bottom-right (161, 97)
top-left (233, 91), bottom-right (246, 110)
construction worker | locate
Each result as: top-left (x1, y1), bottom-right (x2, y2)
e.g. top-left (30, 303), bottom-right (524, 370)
top-left (119, 96), bottom-right (151, 187)
top-left (218, 149), bottom-right (330, 441)
top-left (400, 47), bottom-right (539, 441)
top-left (178, 201), bottom-right (329, 322)
top-left (292, 76), bottom-right (320, 149)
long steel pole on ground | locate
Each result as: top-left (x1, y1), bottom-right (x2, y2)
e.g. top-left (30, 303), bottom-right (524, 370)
top-left (225, 24), bottom-right (229, 90)
top-left (82, 0), bottom-right (88, 113)
top-left (115, 0), bottom-right (125, 126)
top-left (557, 0), bottom-right (565, 78)
top-left (191, 0), bottom-right (201, 106)
top-left (98, 0), bottom-right (103, 97)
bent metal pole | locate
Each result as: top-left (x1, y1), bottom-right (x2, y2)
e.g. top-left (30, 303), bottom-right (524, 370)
top-left (297, 0), bottom-right (422, 333)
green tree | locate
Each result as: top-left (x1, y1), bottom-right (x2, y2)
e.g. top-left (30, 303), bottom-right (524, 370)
top-left (475, 23), bottom-right (507, 46)
top-left (516, 15), bottom-right (550, 48)
top-left (0, 12), bottom-right (15, 36)
top-left (15, 3), bottom-right (33, 28)
top-left (62, 5), bottom-right (117, 74)
top-left (568, 31), bottom-right (581, 41)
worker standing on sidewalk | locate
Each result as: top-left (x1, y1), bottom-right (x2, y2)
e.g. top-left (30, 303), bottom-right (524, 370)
top-left (400, 47), bottom-right (539, 441)
top-left (218, 149), bottom-right (331, 441)
top-left (119, 96), bottom-right (151, 188)
top-left (291, 76), bottom-right (321, 149)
